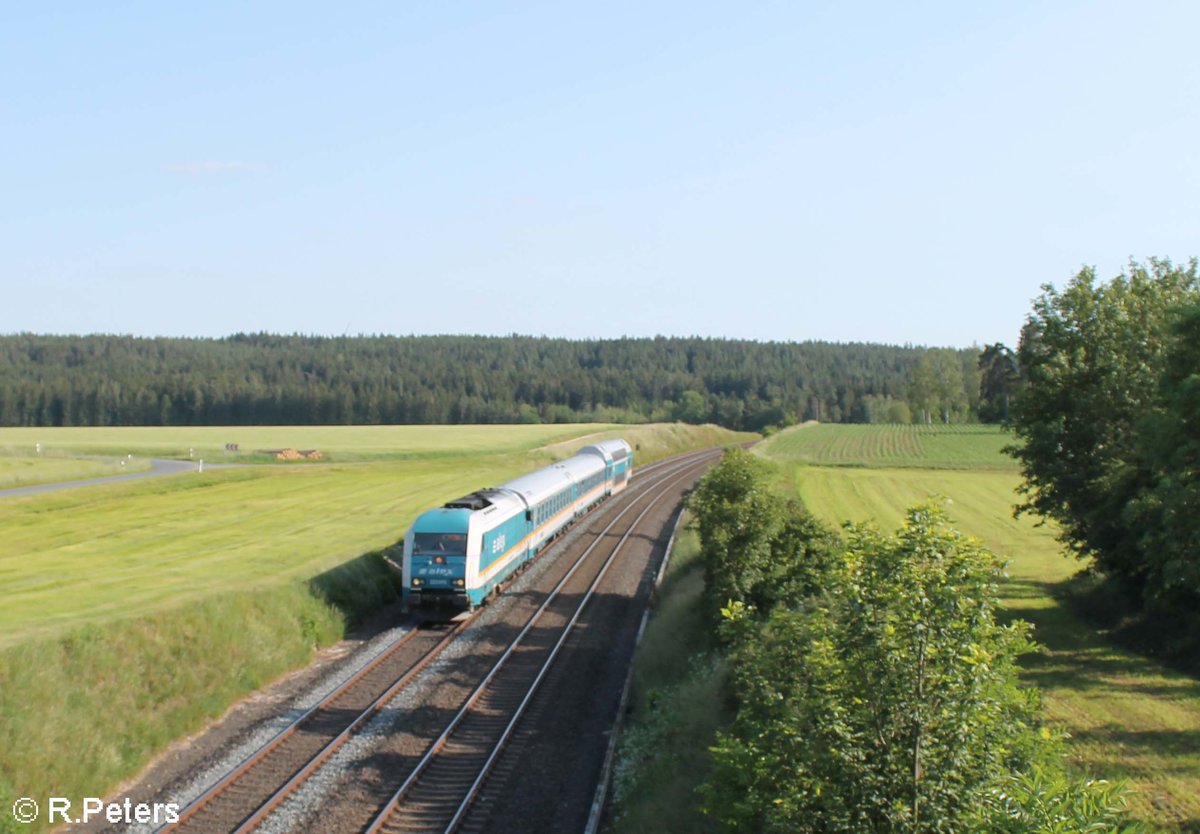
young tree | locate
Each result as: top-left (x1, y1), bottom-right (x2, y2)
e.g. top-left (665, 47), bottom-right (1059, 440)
top-left (909, 349), bottom-right (968, 424)
top-left (686, 449), bottom-right (787, 623)
top-left (703, 503), bottom-right (1041, 833)
top-left (686, 449), bottom-right (842, 622)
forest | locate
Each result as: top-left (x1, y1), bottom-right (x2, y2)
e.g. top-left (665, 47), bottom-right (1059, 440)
top-left (0, 334), bottom-right (990, 431)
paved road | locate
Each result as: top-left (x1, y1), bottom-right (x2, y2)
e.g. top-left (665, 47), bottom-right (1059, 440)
top-left (0, 459), bottom-right (206, 500)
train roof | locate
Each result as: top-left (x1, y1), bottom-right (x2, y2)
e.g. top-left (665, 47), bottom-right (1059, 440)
top-left (411, 506), bottom-right (474, 534)
top-left (441, 487), bottom-right (525, 517)
top-left (579, 438), bottom-right (632, 462)
top-left (423, 439), bottom-right (629, 527)
top-left (496, 451), bottom-right (606, 506)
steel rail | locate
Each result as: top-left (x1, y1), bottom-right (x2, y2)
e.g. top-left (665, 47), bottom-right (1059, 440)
top-left (159, 446), bottom-right (715, 834)
top-left (363, 454), bottom-right (714, 833)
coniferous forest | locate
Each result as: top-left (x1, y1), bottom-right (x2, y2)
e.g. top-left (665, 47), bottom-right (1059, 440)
top-left (0, 334), bottom-right (986, 430)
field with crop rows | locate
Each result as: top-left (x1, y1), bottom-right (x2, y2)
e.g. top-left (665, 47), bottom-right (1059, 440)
top-left (761, 422), bottom-right (1019, 470)
top-left (762, 423), bottom-right (1200, 830)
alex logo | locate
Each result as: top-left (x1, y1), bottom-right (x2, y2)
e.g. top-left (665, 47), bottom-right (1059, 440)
top-left (491, 534), bottom-right (506, 554)
top-left (421, 566), bottom-right (456, 577)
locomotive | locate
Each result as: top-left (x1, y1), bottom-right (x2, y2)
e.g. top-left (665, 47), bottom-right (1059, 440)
top-left (402, 439), bottom-right (633, 610)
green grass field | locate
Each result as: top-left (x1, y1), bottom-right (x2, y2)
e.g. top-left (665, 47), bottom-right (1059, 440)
top-left (763, 423), bottom-right (1200, 831)
top-left (0, 423), bottom-right (619, 463)
top-left (0, 423), bottom-right (744, 647)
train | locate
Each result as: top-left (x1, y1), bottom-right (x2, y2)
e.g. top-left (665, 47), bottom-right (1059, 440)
top-left (401, 438), bottom-right (634, 611)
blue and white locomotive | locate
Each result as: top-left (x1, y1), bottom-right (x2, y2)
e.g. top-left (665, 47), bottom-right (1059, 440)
top-left (402, 439), bottom-right (633, 610)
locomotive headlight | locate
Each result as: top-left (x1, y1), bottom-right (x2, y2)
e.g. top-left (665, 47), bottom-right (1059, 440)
top-left (453, 578), bottom-right (465, 587)
top-left (411, 577), bottom-right (424, 586)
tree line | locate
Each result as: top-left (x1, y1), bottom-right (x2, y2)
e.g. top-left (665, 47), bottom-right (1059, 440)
top-left (1009, 257), bottom-right (1200, 654)
top-left (0, 333), bottom-right (990, 431)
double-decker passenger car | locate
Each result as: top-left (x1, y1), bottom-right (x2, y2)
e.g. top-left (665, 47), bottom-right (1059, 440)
top-left (402, 439), bottom-right (633, 610)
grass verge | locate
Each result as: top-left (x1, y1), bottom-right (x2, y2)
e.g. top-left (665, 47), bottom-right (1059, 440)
top-left (607, 518), bottom-right (730, 834)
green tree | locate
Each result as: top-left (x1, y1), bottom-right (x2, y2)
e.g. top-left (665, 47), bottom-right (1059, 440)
top-left (1010, 258), bottom-right (1200, 593)
top-left (675, 389), bottom-right (709, 424)
top-left (978, 342), bottom-right (1019, 424)
top-left (910, 349), bottom-right (967, 424)
top-left (702, 503), bottom-right (1041, 833)
top-left (1129, 303), bottom-right (1200, 607)
top-left (686, 449), bottom-right (787, 623)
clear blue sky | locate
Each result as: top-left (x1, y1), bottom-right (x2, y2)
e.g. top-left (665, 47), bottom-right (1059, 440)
top-left (2, 1), bottom-right (1197, 347)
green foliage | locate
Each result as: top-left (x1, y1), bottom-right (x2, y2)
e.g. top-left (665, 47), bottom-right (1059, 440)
top-left (974, 765), bottom-right (1144, 833)
top-left (686, 449), bottom-right (841, 624)
top-left (687, 449), bottom-right (785, 620)
top-left (702, 502), bottom-right (1044, 833)
top-left (1010, 258), bottom-right (1200, 600)
top-left (909, 348), bottom-right (969, 424)
top-left (0, 333), bottom-right (975, 431)
top-left (978, 343), bottom-right (1020, 425)
top-left (1129, 303), bottom-right (1200, 610)
top-left (858, 394), bottom-right (914, 424)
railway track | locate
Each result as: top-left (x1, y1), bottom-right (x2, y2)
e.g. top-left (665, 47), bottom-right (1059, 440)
top-left (154, 447), bottom-right (718, 834)
top-left (363, 453), bottom-right (715, 834)
top-left (163, 624), bottom-right (466, 834)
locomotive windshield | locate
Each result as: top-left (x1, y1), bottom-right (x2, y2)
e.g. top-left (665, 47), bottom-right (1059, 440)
top-left (413, 532), bottom-right (468, 555)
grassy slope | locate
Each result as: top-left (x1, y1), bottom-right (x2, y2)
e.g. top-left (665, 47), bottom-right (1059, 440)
top-left (762, 424), bottom-right (1200, 831)
top-left (0, 422), bottom-right (749, 833)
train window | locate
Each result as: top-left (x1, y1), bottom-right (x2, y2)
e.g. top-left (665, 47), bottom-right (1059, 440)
top-left (413, 533), bottom-right (467, 555)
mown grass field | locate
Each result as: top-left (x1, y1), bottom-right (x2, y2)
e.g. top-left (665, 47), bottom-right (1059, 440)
top-left (0, 422), bottom-right (742, 647)
top-left (0, 423), bottom-right (617, 463)
top-left (763, 423), bottom-right (1200, 831)
top-left (0, 450), bottom-right (151, 488)
top-left (0, 422), bottom-right (750, 833)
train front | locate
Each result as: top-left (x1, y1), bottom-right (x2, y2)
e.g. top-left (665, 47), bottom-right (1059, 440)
top-left (402, 507), bottom-right (473, 611)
